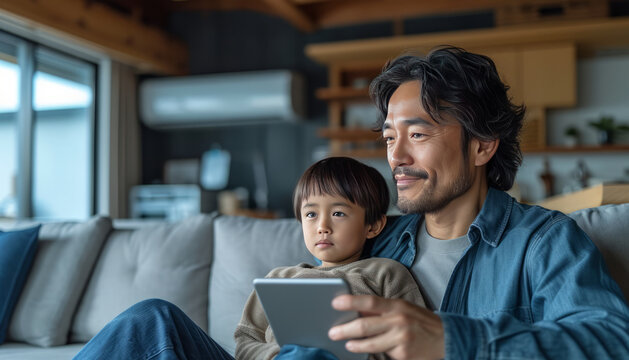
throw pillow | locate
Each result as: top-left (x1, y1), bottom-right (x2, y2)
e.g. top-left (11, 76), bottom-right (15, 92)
top-left (0, 225), bottom-right (40, 344)
top-left (7, 216), bottom-right (112, 347)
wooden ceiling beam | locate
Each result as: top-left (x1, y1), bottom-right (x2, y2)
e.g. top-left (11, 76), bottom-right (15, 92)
top-left (169, 0), bottom-right (291, 32)
top-left (171, 0), bottom-right (265, 12)
top-left (290, 0), bottom-right (334, 5)
top-left (171, 0), bottom-right (315, 31)
top-left (0, 0), bottom-right (187, 74)
top-left (306, 0), bottom-right (502, 28)
top-left (262, 0), bottom-right (315, 32)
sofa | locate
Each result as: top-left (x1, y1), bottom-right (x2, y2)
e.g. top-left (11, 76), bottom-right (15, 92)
top-left (0, 203), bottom-right (628, 359)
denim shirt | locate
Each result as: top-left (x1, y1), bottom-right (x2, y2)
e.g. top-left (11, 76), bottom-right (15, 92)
top-left (367, 187), bottom-right (629, 359)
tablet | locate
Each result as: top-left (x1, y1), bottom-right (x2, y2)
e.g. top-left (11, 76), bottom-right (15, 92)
top-left (253, 278), bottom-right (368, 360)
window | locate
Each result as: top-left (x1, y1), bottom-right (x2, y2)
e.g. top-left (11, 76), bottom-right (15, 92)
top-left (0, 31), bottom-right (96, 220)
top-left (0, 37), bottom-right (19, 218)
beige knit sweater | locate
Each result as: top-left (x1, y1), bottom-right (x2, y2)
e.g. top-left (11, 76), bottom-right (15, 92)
top-left (234, 257), bottom-right (426, 360)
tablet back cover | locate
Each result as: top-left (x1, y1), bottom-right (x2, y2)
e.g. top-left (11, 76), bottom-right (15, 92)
top-left (254, 278), bottom-right (367, 360)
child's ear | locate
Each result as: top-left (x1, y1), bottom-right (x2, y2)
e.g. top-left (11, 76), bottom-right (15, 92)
top-left (366, 215), bottom-right (387, 239)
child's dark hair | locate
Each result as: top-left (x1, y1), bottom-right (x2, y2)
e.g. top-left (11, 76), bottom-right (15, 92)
top-left (293, 157), bottom-right (390, 225)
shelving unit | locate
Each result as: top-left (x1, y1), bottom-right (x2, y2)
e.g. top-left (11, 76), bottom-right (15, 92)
top-left (306, 17), bottom-right (629, 158)
top-left (311, 44), bottom-right (577, 156)
top-left (315, 87), bottom-right (369, 102)
top-left (317, 127), bottom-right (385, 158)
top-left (317, 127), bottom-right (380, 141)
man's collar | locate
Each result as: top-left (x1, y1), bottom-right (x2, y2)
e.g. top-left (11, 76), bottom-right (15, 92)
top-left (469, 187), bottom-right (514, 247)
top-left (397, 213), bottom-right (422, 248)
top-left (393, 188), bottom-right (513, 248)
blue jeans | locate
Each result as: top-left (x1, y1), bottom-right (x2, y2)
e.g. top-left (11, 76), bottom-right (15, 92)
top-left (73, 298), bottom-right (339, 360)
top-left (73, 299), bottom-right (234, 360)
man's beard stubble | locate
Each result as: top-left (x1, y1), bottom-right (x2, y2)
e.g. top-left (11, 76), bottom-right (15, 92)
top-left (394, 164), bottom-right (474, 215)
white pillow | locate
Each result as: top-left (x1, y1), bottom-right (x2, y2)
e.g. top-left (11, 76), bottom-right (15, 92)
top-left (8, 216), bottom-right (112, 347)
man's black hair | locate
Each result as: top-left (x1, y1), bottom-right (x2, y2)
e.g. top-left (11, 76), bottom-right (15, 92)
top-left (369, 46), bottom-right (525, 191)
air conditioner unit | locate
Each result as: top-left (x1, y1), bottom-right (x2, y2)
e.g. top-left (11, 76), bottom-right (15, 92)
top-left (139, 70), bottom-right (306, 128)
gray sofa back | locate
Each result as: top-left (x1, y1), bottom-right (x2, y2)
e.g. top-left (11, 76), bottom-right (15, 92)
top-left (208, 215), bottom-right (312, 354)
top-left (69, 214), bottom-right (217, 343)
top-left (568, 203), bottom-right (629, 299)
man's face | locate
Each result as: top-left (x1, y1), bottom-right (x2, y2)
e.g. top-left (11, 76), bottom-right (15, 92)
top-left (382, 81), bottom-right (473, 214)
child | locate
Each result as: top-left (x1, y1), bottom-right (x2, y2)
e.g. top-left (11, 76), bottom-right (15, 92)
top-left (234, 157), bottom-right (425, 360)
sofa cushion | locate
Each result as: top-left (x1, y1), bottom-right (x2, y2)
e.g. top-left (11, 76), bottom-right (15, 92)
top-left (209, 215), bottom-right (314, 355)
top-left (70, 214), bottom-right (216, 342)
top-left (7, 217), bottom-right (111, 347)
top-left (568, 203), bottom-right (629, 300)
top-left (0, 342), bottom-right (83, 360)
top-left (0, 226), bottom-right (40, 345)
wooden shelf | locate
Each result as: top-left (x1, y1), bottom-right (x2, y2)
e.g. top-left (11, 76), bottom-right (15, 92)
top-left (319, 129), bottom-right (629, 158)
top-left (319, 128), bottom-right (629, 157)
top-left (524, 144), bottom-right (629, 153)
top-left (230, 209), bottom-right (278, 219)
top-left (329, 148), bottom-right (387, 159)
top-left (316, 87), bottom-right (370, 101)
top-left (318, 127), bottom-right (381, 141)
top-left (323, 144), bottom-right (629, 159)
top-left (538, 183), bottom-right (629, 213)
top-left (319, 127), bottom-right (385, 158)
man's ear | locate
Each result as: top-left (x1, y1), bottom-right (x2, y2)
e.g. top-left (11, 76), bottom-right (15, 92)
top-left (366, 215), bottom-right (387, 239)
top-left (471, 138), bottom-right (499, 167)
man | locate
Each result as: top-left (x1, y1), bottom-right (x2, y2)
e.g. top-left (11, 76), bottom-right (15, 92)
top-left (327, 47), bottom-right (629, 359)
top-left (74, 47), bottom-right (629, 360)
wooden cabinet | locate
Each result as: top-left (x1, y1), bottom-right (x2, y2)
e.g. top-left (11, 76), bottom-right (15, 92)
top-left (481, 43), bottom-right (576, 151)
top-left (521, 44), bottom-right (577, 107)
top-left (483, 44), bottom-right (576, 107)
top-left (486, 48), bottom-right (523, 104)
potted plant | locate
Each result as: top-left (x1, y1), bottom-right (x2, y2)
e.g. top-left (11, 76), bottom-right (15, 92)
top-left (588, 115), bottom-right (629, 145)
top-left (563, 126), bottom-right (580, 147)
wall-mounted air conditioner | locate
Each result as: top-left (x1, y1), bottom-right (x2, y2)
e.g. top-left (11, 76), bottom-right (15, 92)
top-left (139, 70), bottom-right (305, 128)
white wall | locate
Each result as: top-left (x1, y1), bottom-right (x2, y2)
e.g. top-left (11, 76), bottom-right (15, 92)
top-left (516, 54), bottom-right (629, 202)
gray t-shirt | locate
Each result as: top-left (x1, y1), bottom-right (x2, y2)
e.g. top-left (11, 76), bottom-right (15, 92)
top-left (410, 219), bottom-right (470, 310)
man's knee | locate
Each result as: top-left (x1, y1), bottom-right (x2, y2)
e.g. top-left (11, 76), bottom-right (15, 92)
top-left (134, 298), bottom-right (177, 311)
top-left (120, 298), bottom-right (181, 323)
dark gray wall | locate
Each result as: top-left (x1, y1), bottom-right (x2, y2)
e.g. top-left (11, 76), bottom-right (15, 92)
top-left (139, 10), bottom-right (493, 216)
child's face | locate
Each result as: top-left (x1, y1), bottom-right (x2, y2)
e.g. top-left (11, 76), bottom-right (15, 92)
top-left (300, 193), bottom-right (375, 267)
